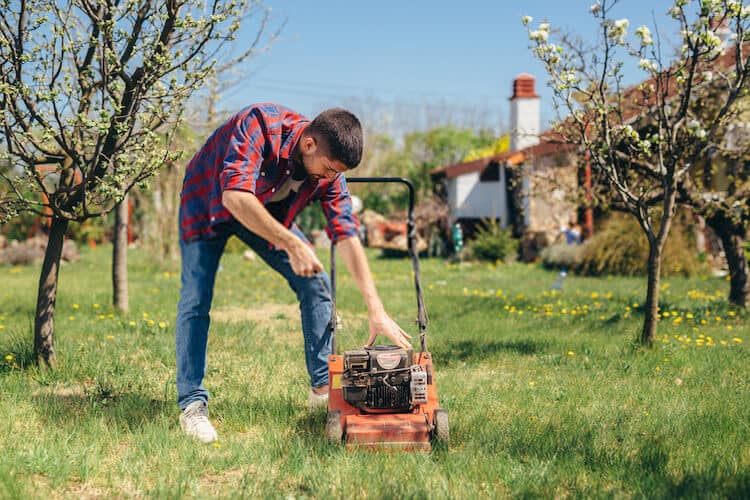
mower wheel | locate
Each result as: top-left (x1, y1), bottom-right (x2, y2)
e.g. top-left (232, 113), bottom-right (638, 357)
top-left (325, 410), bottom-right (343, 443)
top-left (433, 409), bottom-right (449, 444)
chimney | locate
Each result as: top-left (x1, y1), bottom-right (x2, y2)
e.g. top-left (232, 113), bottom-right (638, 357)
top-left (509, 73), bottom-right (541, 152)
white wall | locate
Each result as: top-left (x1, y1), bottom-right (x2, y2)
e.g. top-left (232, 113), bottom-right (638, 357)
top-left (447, 167), bottom-right (509, 225)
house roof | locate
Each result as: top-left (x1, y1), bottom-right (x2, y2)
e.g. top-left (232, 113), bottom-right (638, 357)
top-left (432, 42), bottom-right (749, 180)
top-left (430, 131), bottom-right (575, 179)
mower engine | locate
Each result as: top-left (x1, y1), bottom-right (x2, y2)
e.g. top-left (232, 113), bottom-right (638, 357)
top-left (342, 345), bottom-right (428, 411)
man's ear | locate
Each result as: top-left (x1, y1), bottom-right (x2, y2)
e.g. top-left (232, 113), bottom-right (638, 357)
top-left (302, 135), bottom-right (318, 154)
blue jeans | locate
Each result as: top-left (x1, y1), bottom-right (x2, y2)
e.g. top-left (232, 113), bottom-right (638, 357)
top-left (175, 222), bottom-right (333, 409)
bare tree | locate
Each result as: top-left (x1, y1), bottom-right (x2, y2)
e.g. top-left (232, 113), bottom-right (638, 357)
top-left (0, 0), bottom-right (273, 365)
top-left (525, 0), bottom-right (750, 345)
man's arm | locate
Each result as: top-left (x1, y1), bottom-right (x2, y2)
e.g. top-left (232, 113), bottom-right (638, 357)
top-left (336, 236), bottom-right (412, 349)
top-left (222, 190), bottom-right (323, 277)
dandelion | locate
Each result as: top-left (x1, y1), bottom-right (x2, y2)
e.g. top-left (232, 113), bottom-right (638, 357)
top-left (733, 338), bottom-right (743, 343)
top-left (213, 442), bottom-right (221, 449)
top-left (106, 335), bottom-right (114, 340)
top-left (158, 321), bottom-right (167, 328)
top-left (5, 354), bottom-right (13, 361)
top-left (720, 340), bottom-right (728, 346)
top-left (567, 351), bottom-right (575, 356)
top-left (68, 316), bottom-right (75, 321)
top-left (529, 381), bottom-right (536, 387)
top-left (655, 366), bottom-right (661, 372)
top-left (727, 325), bottom-right (734, 331)
top-left (728, 311), bottom-right (736, 317)
top-left (0, 325), bottom-right (4, 330)
top-left (686, 313), bottom-right (694, 319)
top-left (73, 304), bottom-right (79, 309)
top-left (129, 321), bottom-right (136, 327)
top-left (529, 415), bottom-right (537, 421)
top-left (142, 312), bottom-right (149, 318)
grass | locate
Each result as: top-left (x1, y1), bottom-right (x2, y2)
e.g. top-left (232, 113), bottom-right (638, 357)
top-left (0, 244), bottom-right (748, 498)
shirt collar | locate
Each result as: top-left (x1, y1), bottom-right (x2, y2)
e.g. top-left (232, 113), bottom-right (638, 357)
top-left (280, 122), bottom-right (310, 160)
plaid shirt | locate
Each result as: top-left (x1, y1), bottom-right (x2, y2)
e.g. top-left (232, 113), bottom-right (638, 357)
top-left (179, 103), bottom-right (359, 244)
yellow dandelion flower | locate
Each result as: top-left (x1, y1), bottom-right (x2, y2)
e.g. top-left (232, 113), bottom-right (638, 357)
top-left (528, 381), bottom-right (535, 387)
top-left (158, 321), bottom-right (167, 328)
top-left (129, 321), bottom-right (136, 327)
top-left (567, 351), bottom-right (575, 356)
top-left (715, 317), bottom-right (722, 322)
top-left (655, 366), bottom-right (661, 372)
top-left (68, 316), bottom-right (75, 321)
top-left (213, 442), bottom-right (221, 449)
top-left (727, 325), bottom-right (734, 331)
top-left (664, 357), bottom-right (670, 362)
top-left (73, 304), bottom-right (79, 309)
top-left (529, 415), bottom-right (537, 421)
top-left (720, 340), bottom-right (727, 346)
top-left (733, 338), bottom-right (743, 343)
top-left (671, 311), bottom-right (678, 316)
top-left (700, 319), bottom-right (707, 325)
top-left (142, 312), bottom-right (149, 318)
top-left (673, 317), bottom-right (682, 324)
top-left (0, 325), bottom-right (4, 330)
top-left (462, 288), bottom-right (469, 296)
top-left (98, 314), bottom-right (105, 320)
top-left (518, 310), bottom-right (524, 316)
top-left (106, 335), bottom-right (114, 340)
top-left (599, 315), bottom-right (606, 320)
top-left (107, 313), bottom-right (114, 319)
top-left (590, 292), bottom-right (599, 299)
top-left (148, 319), bottom-right (155, 326)
top-left (5, 354), bottom-right (13, 361)
top-left (728, 311), bottom-right (736, 317)
top-left (93, 303), bottom-right (100, 309)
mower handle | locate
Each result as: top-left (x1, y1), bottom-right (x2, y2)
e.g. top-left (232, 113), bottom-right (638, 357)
top-left (329, 177), bottom-right (429, 354)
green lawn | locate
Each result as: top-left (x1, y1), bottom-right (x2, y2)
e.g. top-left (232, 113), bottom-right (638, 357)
top-left (0, 244), bottom-right (748, 498)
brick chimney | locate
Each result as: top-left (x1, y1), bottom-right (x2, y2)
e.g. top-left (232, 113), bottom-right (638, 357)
top-left (509, 73), bottom-right (541, 152)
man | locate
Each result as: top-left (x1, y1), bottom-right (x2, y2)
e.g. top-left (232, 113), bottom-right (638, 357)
top-left (176, 103), bottom-right (412, 443)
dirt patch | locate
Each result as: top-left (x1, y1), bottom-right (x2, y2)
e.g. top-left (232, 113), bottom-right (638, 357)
top-left (212, 304), bottom-right (299, 325)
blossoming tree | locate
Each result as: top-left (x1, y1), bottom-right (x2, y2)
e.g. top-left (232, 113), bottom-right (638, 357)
top-left (525, 0), bottom-right (750, 345)
top-left (0, 0), bottom-right (273, 365)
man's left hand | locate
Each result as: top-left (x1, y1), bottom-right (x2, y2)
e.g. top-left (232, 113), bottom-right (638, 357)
top-left (366, 309), bottom-right (412, 349)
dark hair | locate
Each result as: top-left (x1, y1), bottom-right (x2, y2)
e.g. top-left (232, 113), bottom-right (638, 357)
top-left (308, 108), bottom-right (363, 169)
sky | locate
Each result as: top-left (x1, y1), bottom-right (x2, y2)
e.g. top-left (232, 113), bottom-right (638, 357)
top-left (220, 0), bottom-right (685, 136)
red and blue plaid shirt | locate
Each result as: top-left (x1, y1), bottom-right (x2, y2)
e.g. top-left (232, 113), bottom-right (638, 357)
top-left (179, 103), bottom-right (359, 244)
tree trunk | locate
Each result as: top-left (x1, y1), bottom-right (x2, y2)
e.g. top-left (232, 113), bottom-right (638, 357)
top-left (113, 194), bottom-right (129, 312)
top-left (34, 217), bottom-right (69, 366)
top-left (709, 215), bottom-right (749, 308)
top-left (641, 241), bottom-right (663, 346)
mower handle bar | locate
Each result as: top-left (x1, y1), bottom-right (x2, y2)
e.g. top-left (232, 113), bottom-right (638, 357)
top-left (329, 177), bottom-right (429, 354)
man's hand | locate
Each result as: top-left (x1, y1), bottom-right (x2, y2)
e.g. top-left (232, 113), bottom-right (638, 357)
top-left (283, 239), bottom-right (324, 278)
top-left (366, 309), bottom-right (412, 349)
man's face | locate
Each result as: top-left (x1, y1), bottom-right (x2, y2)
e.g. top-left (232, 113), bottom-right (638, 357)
top-left (299, 136), bottom-right (348, 183)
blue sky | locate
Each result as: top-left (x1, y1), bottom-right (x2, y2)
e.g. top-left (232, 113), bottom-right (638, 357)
top-left (222, 1), bottom-right (681, 135)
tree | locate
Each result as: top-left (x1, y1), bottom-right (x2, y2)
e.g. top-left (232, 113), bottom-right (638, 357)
top-left (679, 87), bottom-right (750, 307)
top-left (525, 0), bottom-right (750, 345)
top-left (0, 0), bottom-right (273, 365)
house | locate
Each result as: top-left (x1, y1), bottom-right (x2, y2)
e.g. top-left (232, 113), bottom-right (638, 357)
top-left (430, 74), bottom-right (583, 259)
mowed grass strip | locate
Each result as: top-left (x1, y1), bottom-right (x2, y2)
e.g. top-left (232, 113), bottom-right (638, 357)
top-left (0, 245), bottom-right (748, 498)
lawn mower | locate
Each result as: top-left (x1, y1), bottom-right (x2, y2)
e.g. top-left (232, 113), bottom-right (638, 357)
top-left (324, 177), bottom-right (448, 451)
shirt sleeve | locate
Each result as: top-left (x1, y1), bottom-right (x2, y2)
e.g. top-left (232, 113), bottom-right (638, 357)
top-left (321, 174), bottom-right (360, 243)
top-left (219, 111), bottom-right (266, 194)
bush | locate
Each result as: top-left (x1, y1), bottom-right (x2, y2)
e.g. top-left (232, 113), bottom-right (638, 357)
top-left (540, 242), bottom-right (584, 270)
top-left (467, 219), bottom-right (518, 262)
top-left (576, 213), bottom-right (704, 277)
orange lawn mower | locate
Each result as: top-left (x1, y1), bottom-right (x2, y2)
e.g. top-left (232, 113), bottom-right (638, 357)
top-left (324, 177), bottom-right (448, 451)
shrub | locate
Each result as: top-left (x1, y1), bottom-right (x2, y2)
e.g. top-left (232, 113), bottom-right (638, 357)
top-left (540, 242), bottom-right (584, 270)
top-left (577, 213), bottom-right (704, 277)
top-left (467, 219), bottom-right (518, 262)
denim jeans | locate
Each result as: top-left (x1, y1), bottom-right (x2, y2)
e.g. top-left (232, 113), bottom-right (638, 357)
top-left (175, 221), bottom-right (332, 409)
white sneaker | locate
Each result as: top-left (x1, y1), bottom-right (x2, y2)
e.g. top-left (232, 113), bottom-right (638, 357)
top-left (179, 400), bottom-right (218, 443)
top-left (308, 388), bottom-right (329, 410)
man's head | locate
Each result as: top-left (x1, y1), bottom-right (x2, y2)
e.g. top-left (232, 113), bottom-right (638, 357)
top-left (296, 108), bottom-right (362, 183)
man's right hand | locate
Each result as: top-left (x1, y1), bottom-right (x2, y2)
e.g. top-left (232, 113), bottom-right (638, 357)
top-left (284, 239), bottom-right (324, 278)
